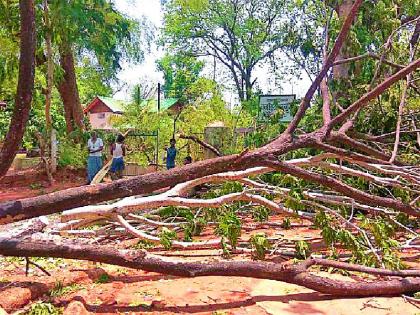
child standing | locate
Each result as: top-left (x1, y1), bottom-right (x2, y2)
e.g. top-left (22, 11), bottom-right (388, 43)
top-left (110, 134), bottom-right (126, 180)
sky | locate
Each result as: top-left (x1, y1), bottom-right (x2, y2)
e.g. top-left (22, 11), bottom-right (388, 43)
top-left (113, 0), bottom-right (312, 105)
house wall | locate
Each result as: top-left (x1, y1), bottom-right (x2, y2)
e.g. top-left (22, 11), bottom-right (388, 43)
top-left (88, 112), bottom-right (121, 130)
top-left (89, 101), bottom-right (111, 114)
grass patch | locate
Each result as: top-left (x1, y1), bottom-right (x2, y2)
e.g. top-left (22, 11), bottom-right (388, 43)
top-left (131, 239), bottom-right (155, 250)
top-left (94, 273), bottom-right (110, 284)
top-left (49, 281), bottom-right (85, 297)
top-left (25, 302), bottom-right (63, 315)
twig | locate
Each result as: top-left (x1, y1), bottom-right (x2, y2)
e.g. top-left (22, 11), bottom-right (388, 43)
top-left (25, 257), bottom-right (51, 276)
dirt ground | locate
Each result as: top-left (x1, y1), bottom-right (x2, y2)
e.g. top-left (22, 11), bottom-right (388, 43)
top-left (0, 168), bottom-right (419, 314)
top-left (1, 253), bottom-right (419, 314)
top-left (0, 167), bottom-right (85, 203)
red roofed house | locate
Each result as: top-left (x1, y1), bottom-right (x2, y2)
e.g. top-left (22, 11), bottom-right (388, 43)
top-left (84, 96), bottom-right (126, 130)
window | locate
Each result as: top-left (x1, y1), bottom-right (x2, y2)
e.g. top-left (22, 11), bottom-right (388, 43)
top-left (98, 113), bottom-right (106, 119)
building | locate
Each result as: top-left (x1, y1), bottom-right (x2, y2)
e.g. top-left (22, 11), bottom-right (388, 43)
top-left (84, 96), bottom-right (126, 130)
top-left (84, 96), bottom-right (185, 130)
top-left (140, 97), bottom-right (184, 114)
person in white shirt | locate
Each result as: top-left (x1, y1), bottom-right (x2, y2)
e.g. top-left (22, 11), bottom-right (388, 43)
top-left (87, 131), bottom-right (104, 184)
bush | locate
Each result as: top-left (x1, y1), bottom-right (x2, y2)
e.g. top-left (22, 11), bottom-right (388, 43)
top-left (58, 139), bottom-right (87, 168)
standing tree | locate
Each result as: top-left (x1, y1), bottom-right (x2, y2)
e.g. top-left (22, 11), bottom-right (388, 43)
top-left (49, 0), bottom-right (148, 133)
top-left (0, 0), bottom-right (36, 178)
top-left (157, 53), bottom-right (205, 99)
top-left (162, 0), bottom-right (288, 101)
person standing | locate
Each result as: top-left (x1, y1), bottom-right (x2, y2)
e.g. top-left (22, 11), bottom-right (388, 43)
top-left (87, 131), bottom-right (103, 184)
top-left (110, 134), bottom-right (126, 180)
top-left (164, 138), bottom-right (177, 170)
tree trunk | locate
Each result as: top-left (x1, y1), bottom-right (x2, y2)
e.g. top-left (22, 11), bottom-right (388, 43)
top-left (244, 68), bottom-right (253, 100)
top-left (0, 239), bottom-right (419, 296)
top-left (231, 66), bottom-right (245, 101)
top-left (0, 0), bottom-right (36, 178)
top-left (57, 42), bottom-right (85, 133)
top-left (44, 0), bottom-right (53, 130)
top-left (333, 0), bottom-right (354, 79)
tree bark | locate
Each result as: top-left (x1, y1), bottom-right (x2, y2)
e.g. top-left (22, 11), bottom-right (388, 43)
top-left (333, 0), bottom-right (354, 79)
top-left (57, 42), bottom-right (85, 133)
top-left (43, 0), bottom-right (53, 130)
top-left (34, 131), bottom-right (54, 185)
top-left (0, 239), bottom-right (419, 297)
top-left (0, 0), bottom-right (36, 178)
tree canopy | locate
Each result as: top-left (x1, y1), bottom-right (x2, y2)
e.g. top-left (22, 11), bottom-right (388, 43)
top-left (161, 0), bottom-right (289, 100)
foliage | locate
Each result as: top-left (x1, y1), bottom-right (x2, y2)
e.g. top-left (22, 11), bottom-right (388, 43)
top-left (25, 302), bottom-right (63, 315)
top-left (132, 239), bottom-right (155, 250)
top-left (156, 53), bottom-right (204, 99)
top-left (162, 0), bottom-right (289, 100)
top-left (159, 227), bottom-right (177, 249)
top-left (295, 240), bottom-right (310, 259)
top-left (315, 210), bottom-right (404, 269)
top-left (251, 206), bottom-right (271, 222)
top-left (76, 60), bottom-right (113, 104)
top-left (250, 233), bottom-right (271, 260)
top-left (95, 273), bottom-right (110, 284)
top-left (215, 211), bottom-right (242, 249)
top-left (281, 217), bottom-right (291, 229)
top-left (49, 0), bottom-right (150, 78)
top-left (58, 139), bottom-right (87, 168)
top-left (49, 281), bottom-right (84, 297)
top-left (203, 181), bottom-right (243, 198)
top-left (183, 217), bottom-right (206, 241)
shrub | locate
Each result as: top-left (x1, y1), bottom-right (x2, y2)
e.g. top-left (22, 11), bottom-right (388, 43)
top-left (58, 139), bottom-right (87, 168)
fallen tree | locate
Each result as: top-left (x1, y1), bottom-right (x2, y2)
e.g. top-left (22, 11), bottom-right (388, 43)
top-left (0, 239), bottom-right (419, 296)
top-left (0, 0), bottom-right (419, 300)
top-left (0, 0), bottom-right (419, 222)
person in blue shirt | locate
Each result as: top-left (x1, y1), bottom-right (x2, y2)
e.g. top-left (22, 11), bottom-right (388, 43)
top-left (164, 138), bottom-right (177, 170)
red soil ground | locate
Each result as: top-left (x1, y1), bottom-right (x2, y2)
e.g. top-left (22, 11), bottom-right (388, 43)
top-left (0, 168), bottom-right (419, 314)
top-left (0, 167), bottom-right (85, 203)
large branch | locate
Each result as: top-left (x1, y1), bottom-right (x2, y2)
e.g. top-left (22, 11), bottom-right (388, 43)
top-left (61, 191), bottom-right (310, 222)
top-left (0, 132), bottom-right (315, 225)
top-left (264, 160), bottom-right (419, 217)
top-left (0, 154), bottom-right (248, 224)
top-left (328, 58), bottom-right (420, 130)
top-left (284, 0), bottom-right (363, 135)
top-left (328, 132), bottom-right (399, 163)
top-left (0, 239), bottom-right (419, 296)
top-left (179, 134), bottom-right (222, 156)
